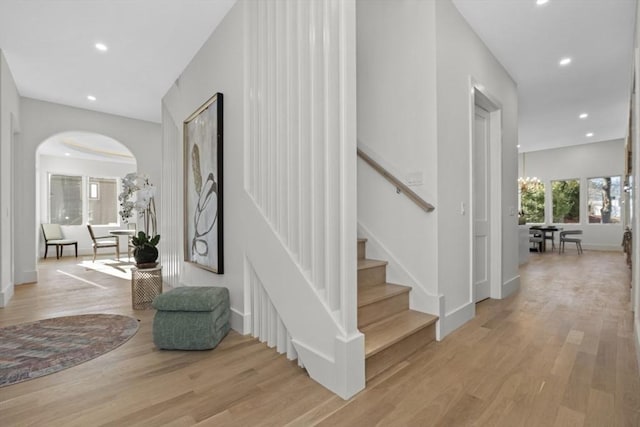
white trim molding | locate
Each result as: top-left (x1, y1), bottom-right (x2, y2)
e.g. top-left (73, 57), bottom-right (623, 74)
top-left (243, 0), bottom-right (361, 398)
top-left (502, 275), bottom-right (520, 298)
top-left (0, 282), bottom-right (14, 307)
top-left (469, 78), bottom-right (504, 301)
top-left (439, 300), bottom-right (475, 339)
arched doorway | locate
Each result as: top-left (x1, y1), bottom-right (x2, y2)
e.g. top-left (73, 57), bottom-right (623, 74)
top-left (36, 131), bottom-right (137, 260)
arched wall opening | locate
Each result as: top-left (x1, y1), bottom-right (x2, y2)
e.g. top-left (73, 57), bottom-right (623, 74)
top-left (12, 98), bottom-right (161, 294)
top-left (36, 131), bottom-right (137, 258)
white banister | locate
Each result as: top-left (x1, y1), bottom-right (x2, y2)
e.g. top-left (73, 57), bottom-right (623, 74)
top-left (248, 261), bottom-right (300, 364)
top-left (244, 0), bottom-right (362, 398)
top-left (159, 102), bottom-right (181, 286)
top-left (245, 0), bottom-right (356, 327)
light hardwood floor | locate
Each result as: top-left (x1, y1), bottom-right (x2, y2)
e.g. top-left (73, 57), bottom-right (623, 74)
top-left (1, 251), bottom-right (639, 426)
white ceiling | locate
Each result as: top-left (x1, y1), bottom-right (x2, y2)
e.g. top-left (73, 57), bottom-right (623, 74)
top-left (0, 0), bottom-right (236, 124)
top-left (453, 0), bottom-right (637, 152)
top-left (38, 131), bottom-right (136, 164)
top-left (0, 0), bottom-right (636, 155)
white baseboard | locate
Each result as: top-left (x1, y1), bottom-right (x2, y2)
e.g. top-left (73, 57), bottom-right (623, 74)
top-left (293, 333), bottom-right (365, 400)
top-left (580, 244), bottom-right (623, 252)
top-left (435, 294), bottom-right (445, 341)
top-left (231, 308), bottom-right (250, 334)
top-left (439, 301), bottom-right (475, 339)
top-left (502, 275), bottom-right (520, 298)
top-left (0, 283), bottom-right (14, 307)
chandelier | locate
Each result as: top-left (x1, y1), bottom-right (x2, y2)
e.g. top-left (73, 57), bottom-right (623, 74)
top-left (518, 176), bottom-right (542, 192)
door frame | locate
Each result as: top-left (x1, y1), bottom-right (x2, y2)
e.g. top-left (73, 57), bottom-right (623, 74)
top-left (472, 104), bottom-right (491, 302)
top-left (469, 79), bottom-right (503, 302)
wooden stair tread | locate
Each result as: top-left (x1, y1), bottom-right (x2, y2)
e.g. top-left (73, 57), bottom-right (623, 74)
top-left (357, 238), bottom-right (368, 243)
top-left (358, 258), bottom-right (388, 270)
top-left (358, 283), bottom-right (410, 308)
top-left (362, 310), bottom-right (438, 358)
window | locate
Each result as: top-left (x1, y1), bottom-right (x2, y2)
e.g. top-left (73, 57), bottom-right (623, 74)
top-left (89, 182), bottom-right (99, 199)
top-left (588, 176), bottom-right (621, 224)
top-left (49, 174), bottom-right (83, 225)
top-left (48, 174), bottom-right (119, 226)
top-left (519, 178), bottom-right (545, 223)
top-left (552, 179), bottom-right (580, 223)
top-left (88, 178), bottom-right (118, 225)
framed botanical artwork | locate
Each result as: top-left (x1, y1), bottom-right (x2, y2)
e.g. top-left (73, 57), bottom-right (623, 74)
top-left (183, 92), bottom-right (223, 273)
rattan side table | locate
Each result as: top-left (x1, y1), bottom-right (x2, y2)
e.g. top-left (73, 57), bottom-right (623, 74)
top-left (131, 265), bottom-right (162, 310)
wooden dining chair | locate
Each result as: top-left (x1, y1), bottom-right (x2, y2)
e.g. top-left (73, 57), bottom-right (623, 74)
top-left (86, 224), bottom-right (120, 261)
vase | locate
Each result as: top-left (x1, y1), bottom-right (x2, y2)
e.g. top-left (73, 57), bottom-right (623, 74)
top-left (134, 246), bottom-right (158, 268)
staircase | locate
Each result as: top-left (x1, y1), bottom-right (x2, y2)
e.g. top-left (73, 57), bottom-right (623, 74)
top-left (358, 238), bottom-right (438, 380)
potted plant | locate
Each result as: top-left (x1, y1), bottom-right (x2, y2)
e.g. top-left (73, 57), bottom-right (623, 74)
top-left (131, 231), bottom-right (160, 268)
top-left (119, 173), bottom-right (160, 267)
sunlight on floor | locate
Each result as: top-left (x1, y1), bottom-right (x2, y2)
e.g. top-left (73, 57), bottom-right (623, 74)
top-left (78, 258), bottom-right (135, 280)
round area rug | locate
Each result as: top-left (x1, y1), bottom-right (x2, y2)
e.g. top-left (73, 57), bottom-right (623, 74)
top-left (0, 314), bottom-right (139, 387)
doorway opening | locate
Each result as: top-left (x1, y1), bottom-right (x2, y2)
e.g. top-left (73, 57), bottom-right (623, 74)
top-left (471, 85), bottom-right (502, 303)
top-left (36, 131), bottom-right (137, 276)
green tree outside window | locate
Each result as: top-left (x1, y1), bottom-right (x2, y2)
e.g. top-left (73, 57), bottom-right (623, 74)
top-left (552, 179), bottom-right (580, 223)
top-left (520, 179), bottom-right (545, 223)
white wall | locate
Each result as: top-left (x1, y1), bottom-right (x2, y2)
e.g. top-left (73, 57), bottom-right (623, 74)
top-left (357, 0), bottom-right (518, 337)
top-left (518, 139), bottom-right (625, 251)
top-left (0, 50), bottom-right (20, 306)
top-left (356, 0), bottom-right (441, 316)
top-left (37, 154), bottom-right (136, 256)
top-left (162, 1), bottom-right (363, 398)
top-left (161, 1), bottom-right (244, 324)
top-left (435, 0), bottom-right (519, 334)
top-left (14, 98), bottom-right (160, 291)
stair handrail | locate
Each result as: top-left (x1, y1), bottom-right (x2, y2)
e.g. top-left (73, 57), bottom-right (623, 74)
top-left (357, 147), bottom-right (435, 213)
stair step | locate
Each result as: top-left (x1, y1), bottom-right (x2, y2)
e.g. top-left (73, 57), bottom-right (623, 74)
top-left (362, 310), bottom-right (437, 380)
top-left (358, 282), bottom-right (410, 307)
top-left (357, 238), bottom-right (367, 260)
top-left (357, 258), bottom-right (388, 287)
top-left (358, 283), bottom-right (410, 328)
top-left (363, 310), bottom-right (437, 357)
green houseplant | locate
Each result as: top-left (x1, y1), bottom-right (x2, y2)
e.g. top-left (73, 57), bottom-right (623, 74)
top-left (119, 173), bottom-right (161, 267)
top-left (131, 231), bottom-right (160, 267)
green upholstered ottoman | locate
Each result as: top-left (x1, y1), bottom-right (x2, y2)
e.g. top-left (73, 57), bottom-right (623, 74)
top-left (152, 286), bottom-right (230, 350)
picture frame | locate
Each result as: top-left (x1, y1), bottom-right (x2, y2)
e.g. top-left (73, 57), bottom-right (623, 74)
top-left (183, 92), bottom-right (223, 273)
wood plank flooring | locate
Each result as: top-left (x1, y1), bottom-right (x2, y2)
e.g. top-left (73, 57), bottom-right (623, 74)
top-left (1, 251), bottom-right (639, 426)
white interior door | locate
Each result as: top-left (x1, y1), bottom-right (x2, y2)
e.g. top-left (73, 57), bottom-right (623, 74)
top-left (473, 105), bottom-right (491, 302)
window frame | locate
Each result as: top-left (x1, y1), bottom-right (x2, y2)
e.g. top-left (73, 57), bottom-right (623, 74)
top-left (48, 173), bottom-right (84, 226)
top-left (587, 175), bottom-right (622, 225)
top-left (47, 173), bottom-right (121, 226)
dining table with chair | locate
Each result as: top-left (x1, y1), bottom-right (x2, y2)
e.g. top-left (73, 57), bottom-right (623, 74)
top-left (529, 225), bottom-right (562, 252)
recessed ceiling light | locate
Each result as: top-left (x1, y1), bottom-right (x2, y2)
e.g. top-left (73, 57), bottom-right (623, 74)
top-left (586, 132), bottom-right (594, 137)
top-left (516, 144), bottom-right (521, 148)
top-left (87, 95), bottom-right (97, 101)
top-left (579, 113), bottom-right (588, 119)
top-left (64, 153), bottom-right (70, 156)
top-left (536, 0), bottom-right (549, 5)
top-left (95, 42), bottom-right (108, 52)
top-left (559, 57), bottom-right (572, 66)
